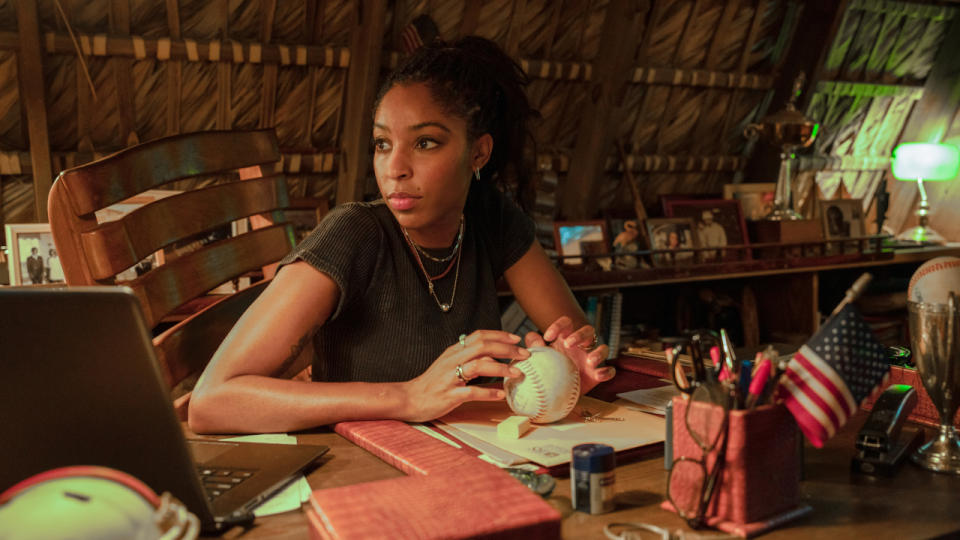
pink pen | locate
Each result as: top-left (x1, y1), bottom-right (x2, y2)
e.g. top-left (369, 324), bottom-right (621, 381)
top-left (710, 346), bottom-right (730, 382)
top-left (746, 357), bottom-right (772, 409)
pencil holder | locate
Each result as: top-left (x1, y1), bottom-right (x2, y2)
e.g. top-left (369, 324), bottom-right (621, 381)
top-left (663, 396), bottom-right (809, 536)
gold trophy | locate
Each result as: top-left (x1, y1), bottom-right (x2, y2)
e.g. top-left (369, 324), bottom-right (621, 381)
top-left (908, 292), bottom-right (960, 474)
top-left (744, 73), bottom-right (819, 221)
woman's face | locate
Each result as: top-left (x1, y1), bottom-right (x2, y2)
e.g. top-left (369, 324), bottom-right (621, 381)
top-left (668, 231), bottom-right (680, 247)
top-left (372, 83), bottom-right (489, 246)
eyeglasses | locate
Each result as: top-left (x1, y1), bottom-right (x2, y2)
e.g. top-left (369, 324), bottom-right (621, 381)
top-left (665, 383), bottom-right (731, 529)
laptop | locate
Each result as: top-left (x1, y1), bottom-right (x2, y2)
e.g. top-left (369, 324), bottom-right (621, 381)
top-left (0, 287), bottom-right (329, 533)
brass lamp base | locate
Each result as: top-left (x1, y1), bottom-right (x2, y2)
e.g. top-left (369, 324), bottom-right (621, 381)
top-left (896, 225), bottom-right (946, 245)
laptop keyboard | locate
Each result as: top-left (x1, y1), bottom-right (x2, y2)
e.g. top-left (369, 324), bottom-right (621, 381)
top-left (198, 467), bottom-right (255, 500)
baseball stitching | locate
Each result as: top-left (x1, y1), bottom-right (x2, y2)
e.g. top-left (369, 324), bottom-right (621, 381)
top-left (908, 258), bottom-right (960, 300)
top-left (516, 360), bottom-right (549, 421)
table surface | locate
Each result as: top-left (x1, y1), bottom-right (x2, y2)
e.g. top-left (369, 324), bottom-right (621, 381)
top-left (209, 410), bottom-right (960, 540)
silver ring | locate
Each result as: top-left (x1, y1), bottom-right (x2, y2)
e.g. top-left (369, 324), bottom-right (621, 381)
top-left (455, 363), bottom-right (469, 384)
top-left (578, 333), bottom-right (599, 351)
top-left (458, 333), bottom-right (467, 348)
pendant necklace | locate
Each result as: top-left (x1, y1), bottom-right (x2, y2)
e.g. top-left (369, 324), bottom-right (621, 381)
top-left (401, 216), bottom-right (464, 313)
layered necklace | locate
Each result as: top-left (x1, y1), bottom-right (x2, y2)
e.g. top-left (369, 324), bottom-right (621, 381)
top-left (401, 215), bottom-right (465, 313)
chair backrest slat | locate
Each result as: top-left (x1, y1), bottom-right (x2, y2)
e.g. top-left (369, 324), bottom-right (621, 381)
top-left (79, 176), bottom-right (290, 280)
top-left (131, 224), bottom-right (293, 328)
top-left (56, 130), bottom-right (280, 216)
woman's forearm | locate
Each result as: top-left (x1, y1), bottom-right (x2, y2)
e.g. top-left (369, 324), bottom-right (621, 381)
top-left (188, 375), bottom-right (412, 434)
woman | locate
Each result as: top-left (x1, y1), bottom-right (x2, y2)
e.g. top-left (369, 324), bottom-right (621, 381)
top-left (189, 37), bottom-right (614, 434)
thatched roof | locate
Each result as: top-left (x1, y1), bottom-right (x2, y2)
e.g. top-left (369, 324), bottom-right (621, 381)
top-left (2, 0), bottom-right (960, 246)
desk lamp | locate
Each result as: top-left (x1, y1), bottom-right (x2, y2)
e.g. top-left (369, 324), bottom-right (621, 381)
top-left (892, 142), bottom-right (960, 245)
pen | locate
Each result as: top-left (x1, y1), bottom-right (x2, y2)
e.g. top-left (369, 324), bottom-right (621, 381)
top-left (746, 357), bottom-right (772, 409)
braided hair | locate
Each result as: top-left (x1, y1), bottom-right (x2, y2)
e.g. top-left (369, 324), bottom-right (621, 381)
top-left (374, 36), bottom-right (539, 211)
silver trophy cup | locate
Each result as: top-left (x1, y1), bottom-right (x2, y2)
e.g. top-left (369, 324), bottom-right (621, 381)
top-left (908, 293), bottom-right (960, 474)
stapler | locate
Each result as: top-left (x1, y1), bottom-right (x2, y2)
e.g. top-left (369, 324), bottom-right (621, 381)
top-left (851, 384), bottom-right (923, 476)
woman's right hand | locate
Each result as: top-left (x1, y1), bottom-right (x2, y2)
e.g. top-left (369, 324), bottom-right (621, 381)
top-left (399, 330), bottom-right (529, 422)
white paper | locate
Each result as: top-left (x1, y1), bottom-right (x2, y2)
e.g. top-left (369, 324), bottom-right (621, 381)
top-left (616, 385), bottom-right (681, 415)
top-left (435, 396), bottom-right (665, 468)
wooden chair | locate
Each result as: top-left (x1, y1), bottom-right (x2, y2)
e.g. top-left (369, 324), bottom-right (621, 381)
top-left (48, 129), bottom-right (306, 417)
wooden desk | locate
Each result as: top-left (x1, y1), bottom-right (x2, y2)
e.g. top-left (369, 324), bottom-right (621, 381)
top-left (212, 410), bottom-right (960, 540)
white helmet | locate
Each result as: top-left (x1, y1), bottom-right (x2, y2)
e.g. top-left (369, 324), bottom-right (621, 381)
top-left (0, 466), bottom-right (198, 540)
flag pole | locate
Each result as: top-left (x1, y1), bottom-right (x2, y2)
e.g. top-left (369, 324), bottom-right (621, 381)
top-left (828, 272), bottom-right (874, 320)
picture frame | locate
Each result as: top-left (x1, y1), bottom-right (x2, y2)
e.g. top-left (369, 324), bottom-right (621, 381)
top-left (553, 220), bottom-right (610, 268)
top-left (819, 198), bottom-right (864, 239)
top-left (4, 223), bottom-right (64, 286)
top-left (723, 183), bottom-right (776, 221)
top-left (663, 198), bottom-right (750, 262)
top-left (644, 217), bottom-right (698, 266)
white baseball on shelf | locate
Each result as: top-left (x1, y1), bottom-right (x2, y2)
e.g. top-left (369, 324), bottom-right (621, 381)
top-left (504, 346), bottom-right (581, 424)
top-left (908, 256), bottom-right (960, 305)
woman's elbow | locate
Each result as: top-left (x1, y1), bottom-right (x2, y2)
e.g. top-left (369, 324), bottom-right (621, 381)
top-left (187, 385), bottom-right (221, 434)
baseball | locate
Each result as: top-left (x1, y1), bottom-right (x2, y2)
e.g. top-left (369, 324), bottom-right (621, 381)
top-left (504, 346), bottom-right (581, 424)
top-left (908, 256), bottom-right (960, 305)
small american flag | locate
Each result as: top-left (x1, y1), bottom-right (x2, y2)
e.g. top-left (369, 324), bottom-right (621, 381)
top-left (777, 304), bottom-right (891, 448)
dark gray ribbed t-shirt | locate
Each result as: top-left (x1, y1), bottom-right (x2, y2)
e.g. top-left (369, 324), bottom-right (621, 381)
top-left (278, 181), bottom-right (536, 383)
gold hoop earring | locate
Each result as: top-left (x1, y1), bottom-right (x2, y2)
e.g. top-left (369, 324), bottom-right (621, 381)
top-left (474, 168), bottom-right (481, 181)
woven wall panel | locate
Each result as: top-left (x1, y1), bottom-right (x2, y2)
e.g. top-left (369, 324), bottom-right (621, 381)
top-left (131, 59), bottom-right (166, 143)
top-left (180, 61), bottom-right (217, 133)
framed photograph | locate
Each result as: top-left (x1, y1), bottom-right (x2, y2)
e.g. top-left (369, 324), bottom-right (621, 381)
top-left (723, 183), bottom-right (776, 221)
top-left (4, 223), bottom-right (64, 286)
top-left (819, 199), bottom-right (864, 239)
top-left (285, 197), bottom-right (330, 243)
top-left (553, 220), bottom-right (610, 267)
top-left (645, 217), bottom-right (698, 266)
top-left (663, 198), bottom-right (750, 262)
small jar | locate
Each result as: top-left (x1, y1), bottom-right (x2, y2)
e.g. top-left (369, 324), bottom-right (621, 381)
top-left (571, 443), bottom-right (615, 514)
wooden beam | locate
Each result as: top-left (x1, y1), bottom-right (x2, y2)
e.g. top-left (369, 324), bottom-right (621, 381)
top-left (259, 0), bottom-right (278, 129)
top-left (560, 0), bottom-right (640, 219)
top-left (886, 12), bottom-right (960, 236)
top-left (110, 0), bottom-right (138, 146)
top-left (165, 0), bottom-right (181, 135)
top-left (16, 0), bottom-right (54, 221)
top-left (0, 31), bottom-right (353, 67)
top-left (336, 0), bottom-right (386, 204)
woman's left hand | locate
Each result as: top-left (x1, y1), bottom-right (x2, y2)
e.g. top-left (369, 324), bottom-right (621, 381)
top-left (524, 316), bottom-right (616, 394)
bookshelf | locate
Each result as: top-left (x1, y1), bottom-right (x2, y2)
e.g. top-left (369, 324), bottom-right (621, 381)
top-left (502, 243), bottom-right (960, 353)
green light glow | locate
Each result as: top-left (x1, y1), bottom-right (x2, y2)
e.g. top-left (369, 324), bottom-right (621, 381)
top-left (892, 142), bottom-right (960, 181)
top-left (810, 123), bottom-right (819, 141)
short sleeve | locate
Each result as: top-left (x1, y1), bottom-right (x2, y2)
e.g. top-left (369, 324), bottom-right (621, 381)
top-left (278, 204), bottom-right (383, 320)
top-left (470, 182), bottom-right (536, 278)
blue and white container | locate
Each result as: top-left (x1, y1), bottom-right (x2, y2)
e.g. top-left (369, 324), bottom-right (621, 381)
top-left (571, 443), bottom-right (615, 514)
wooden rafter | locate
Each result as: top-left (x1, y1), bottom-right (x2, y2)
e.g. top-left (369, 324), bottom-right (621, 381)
top-left (560, 0), bottom-right (641, 219)
top-left (336, 0), bottom-right (386, 204)
top-left (15, 0), bottom-right (53, 221)
top-left (110, 0), bottom-right (138, 146)
top-left (165, 0), bottom-right (181, 135)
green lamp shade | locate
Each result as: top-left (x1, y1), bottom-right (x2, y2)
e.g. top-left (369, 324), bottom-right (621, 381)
top-left (892, 142), bottom-right (960, 181)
